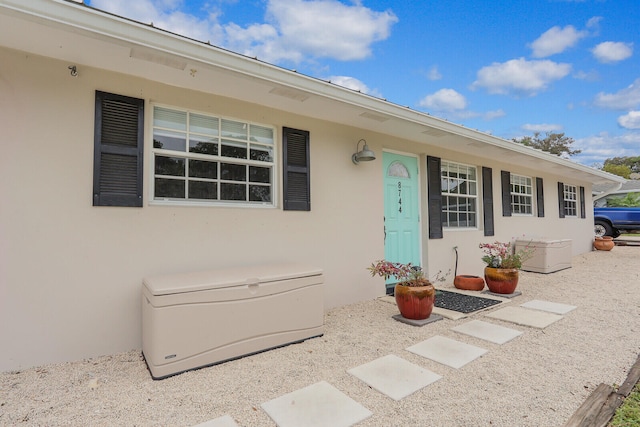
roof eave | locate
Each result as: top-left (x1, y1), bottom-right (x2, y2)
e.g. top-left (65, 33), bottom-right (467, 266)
top-left (0, 0), bottom-right (625, 187)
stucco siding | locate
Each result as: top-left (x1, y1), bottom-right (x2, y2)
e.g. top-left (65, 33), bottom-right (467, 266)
top-left (0, 48), bottom-right (386, 370)
top-left (0, 47), bottom-right (596, 371)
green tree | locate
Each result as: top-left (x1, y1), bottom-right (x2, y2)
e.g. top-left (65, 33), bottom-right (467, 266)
top-left (602, 163), bottom-right (631, 179)
top-left (603, 156), bottom-right (640, 174)
top-left (512, 132), bottom-right (581, 157)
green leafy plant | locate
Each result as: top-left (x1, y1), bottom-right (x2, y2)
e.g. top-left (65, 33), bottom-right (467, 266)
top-left (368, 260), bottom-right (448, 287)
top-left (479, 241), bottom-right (534, 269)
top-left (610, 383), bottom-right (640, 426)
top-left (607, 192), bottom-right (640, 208)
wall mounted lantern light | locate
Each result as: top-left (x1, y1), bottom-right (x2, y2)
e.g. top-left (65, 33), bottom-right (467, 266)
top-left (352, 139), bottom-right (376, 164)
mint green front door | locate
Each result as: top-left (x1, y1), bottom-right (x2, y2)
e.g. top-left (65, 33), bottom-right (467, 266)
top-left (383, 152), bottom-right (421, 288)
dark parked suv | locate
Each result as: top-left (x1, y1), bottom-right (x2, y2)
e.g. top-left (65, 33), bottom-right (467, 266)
top-left (593, 190), bottom-right (640, 237)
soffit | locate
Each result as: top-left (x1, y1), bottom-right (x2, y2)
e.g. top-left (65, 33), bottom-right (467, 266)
top-left (0, 0), bottom-right (625, 186)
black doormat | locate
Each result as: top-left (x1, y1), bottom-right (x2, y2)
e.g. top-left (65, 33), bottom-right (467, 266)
top-left (434, 290), bottom-right (501, 314)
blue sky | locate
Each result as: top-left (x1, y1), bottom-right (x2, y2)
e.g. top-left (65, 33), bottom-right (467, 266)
top-left (88, 0), bottom-right (640, 167)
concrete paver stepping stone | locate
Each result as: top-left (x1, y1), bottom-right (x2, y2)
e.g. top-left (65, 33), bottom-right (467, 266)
top-left (348, 354), bottom-right (442, 401)
top-left (261, 381), bottom-right (372, 427)
top-left (485, 306), bottom-right (563, 329)
top-left (192, 415), bottom-right (239, 427)
top-left (452, 320), bottom-right (523, 344)
top-left (520, 299), bottom-right (576, 315)
top-left (407, 335), bottom-right (488, 369)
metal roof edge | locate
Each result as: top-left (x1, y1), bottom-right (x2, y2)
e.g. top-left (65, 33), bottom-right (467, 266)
top-left (1, 0), bottom-right (625, 186)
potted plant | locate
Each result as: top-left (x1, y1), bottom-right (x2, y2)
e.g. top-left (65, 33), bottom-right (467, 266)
top-left (593, 236), bottom-right (614, 251)
top-left (368, 260), bottom-right (436, 320)
top-left (479, 241), bottom-right (534, 294)
top-left (452, 246), bottom-right (485, 291)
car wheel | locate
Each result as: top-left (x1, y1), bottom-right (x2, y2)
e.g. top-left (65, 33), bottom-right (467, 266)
top-left (594, 221), bottom-right (613, 237)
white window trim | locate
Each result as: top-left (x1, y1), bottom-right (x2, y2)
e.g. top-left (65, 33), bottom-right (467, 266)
top-left (441, 160), bottom-right (479, 230)
top-left (563, 183), bottom-right (578, 217)
top-left (510, 173), bottom-right (534, 216)
top-left (148, 103), bottom-right (278, 208)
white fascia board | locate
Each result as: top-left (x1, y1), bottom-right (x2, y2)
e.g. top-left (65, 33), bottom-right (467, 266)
top-left (1, 0), bottom-right (624, 186)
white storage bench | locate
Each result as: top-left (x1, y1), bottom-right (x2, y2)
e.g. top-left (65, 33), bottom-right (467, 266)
top-left (142, 263), bottom-right (324, 379)
top-left (515, 239), bottom-right (572, 273)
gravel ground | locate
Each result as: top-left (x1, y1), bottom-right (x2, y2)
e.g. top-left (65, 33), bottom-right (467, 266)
top-left (1, 246), bottom-right (639, 427)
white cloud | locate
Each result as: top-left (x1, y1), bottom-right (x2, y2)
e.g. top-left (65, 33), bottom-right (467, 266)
top-left (618, 111), bottom-right (640, 129)
top-left (417, 90), bottom-right (504, 122)
top-left (594, 78), bottom-right (640, 110)
top-left (250, 0), bottom-right (398, 63)
top-left (573, 131), bottom-right (640, 166)
top-left (522, 123), bottom-right (564, 133)
top-left (427, 66), bottom-right (442, 81)
top-left (529, 25), bottom-right (587, 58)
top-left (484, 109), bottom-right (506, 120)
top-left (89, 0), bottom-right (398, 64)
top-left (326, 76), bottom-right (382, 97)
top-left (573, 69), bottom-right (599, 81)
top-left (586, 16), bottom-right (602, 30)
top-left (90, 0), bottom-right (221, 43)
top-left (419, 89), bottom-right (467, 111)
top-left (591, 41), bottom-right (633, 63)
top-left (471, 58), bottom-right (571, 96)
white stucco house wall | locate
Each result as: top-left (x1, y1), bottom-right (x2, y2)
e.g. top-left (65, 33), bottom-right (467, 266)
top-left (0, 0), bottom-right (625, 372)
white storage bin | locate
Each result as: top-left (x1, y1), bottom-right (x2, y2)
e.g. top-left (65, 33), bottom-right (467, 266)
top-left (142, 263), bottom-right (324, 379)
top-left (515, 239), bottom-right (572, 273)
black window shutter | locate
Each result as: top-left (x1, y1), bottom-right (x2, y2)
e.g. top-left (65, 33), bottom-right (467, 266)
top-left (501, 170), bottom-right (511, 217)
top-left (580, 186), bottom-right (586, 219)
top-left (482, 167), bottom-right (494, 236)
top-left (536, 177), bottom-right (545, 217)
top-left (283, 127), bottom-right (310, 211)
top-left (427, 156), bottom-right (443, 239)
top-left (557, 181), bottom-right (565, 218)
top-left (93, 91), bottom-right (144, 207)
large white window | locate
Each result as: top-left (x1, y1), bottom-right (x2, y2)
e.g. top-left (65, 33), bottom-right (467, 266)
top-left (152, 105), bottom-right (275, 205)
top-left (510, 174), bottom-right (533, 215)
top-left (441, 161), bottom-right (478, 228)
top-left (563, 184), bottom-right (578, 216)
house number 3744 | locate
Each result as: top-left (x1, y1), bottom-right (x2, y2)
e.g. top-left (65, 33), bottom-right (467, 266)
top-left (397, 182), bottom-right (402, 213)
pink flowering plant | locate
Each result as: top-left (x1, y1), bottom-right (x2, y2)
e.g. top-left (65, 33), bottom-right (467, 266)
top-left (479, 241), bottom-right (534, 269)
top-left (368, 260), bottom-right (448, 287)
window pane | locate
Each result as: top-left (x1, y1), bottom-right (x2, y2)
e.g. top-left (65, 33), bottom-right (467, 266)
top-left (221, 140), bottom-right (247, 159)
top-left (155, 156), bottom-right (185, 176)
top-left (469, 181), bottom-right (477, 195)
top-left (155, 178), bottom-right (185, 198)
top-left (152, 105), bottom-right (275, 206)
top-left (221, 119), bottom-right (247, 139)
top-left (250, 124), bottom-right (273, 144)
top-left (440, 161), bottom-right (478, 228)
top-left (189, 113), bottom-right (218, 136)
top-left (249, 166), bottom-right (270, 183)
top-left (189, 181), bottom-right (217, 199)
top-left (154, 107), bottom-right (186, 131)
top-left (189, 160), bottom-right (217, 179)
top-left (220, 183), bottom-right (246, 200)
top-left (249, 185), bottom-right (271, 202)
top-left (189, 135), bottom-right (218, 155)
top-left (221, 163), bottom-right (246, 181)
top-left (153, 130), bottom-right (186, 151)
top-left (467, 167), bottom-right (477, 181)
top-left (448, 212), bottom-right (458, 227)
top-left (250, 145), bottom-right (274, 162)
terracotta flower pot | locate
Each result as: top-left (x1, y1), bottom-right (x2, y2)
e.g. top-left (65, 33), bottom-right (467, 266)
top-left (394, 282), bottom-right (435, 320)
top-left (593, 236), bottom-right (614, 251)
top-left (484, 267), bottom-right (519, 294)
top-left (454, 275), bottom-right (485, 291)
